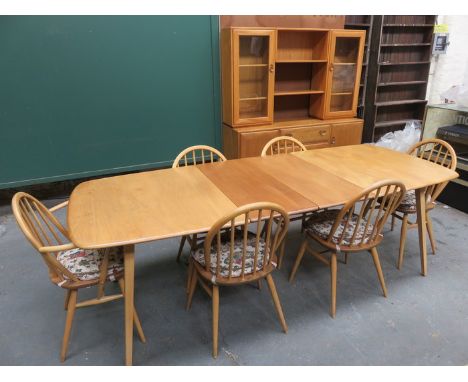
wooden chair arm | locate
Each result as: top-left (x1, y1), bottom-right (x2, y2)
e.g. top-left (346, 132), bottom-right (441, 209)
top-left (49, 200), bottom-right (69, 212)
top-left (39, 242), bottom-right (76, 253)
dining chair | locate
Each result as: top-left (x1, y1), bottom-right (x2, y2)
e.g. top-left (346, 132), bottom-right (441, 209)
top-left (11, 192), bottom-right (146, 362)
top-left (289, 180), bottom-right (406, 318)
top-left (261, 136), bottom-right (307, 156)
top-left (261, 136), bottom-right (308, 269)
top-left (389, 139), bottom-right (457, 269)
top-left (186, 202), bottom-right (290, 358)
top-left (172, 145), bottom-right (227, 263)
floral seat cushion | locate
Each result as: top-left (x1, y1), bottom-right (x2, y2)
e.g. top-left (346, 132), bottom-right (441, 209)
top-left (192, 233), bottom-right (269, 278)
top-left (395, 189), bottom-right (416, 213)
top-left (57, 247), bottom-right (124, 282)
top-left (305, 209), bottom-right (375, 247)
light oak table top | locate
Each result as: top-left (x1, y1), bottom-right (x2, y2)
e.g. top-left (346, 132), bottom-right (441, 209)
top-left (293, 144), bottom-right (458, 191)
top-left (68, 144), bottom-right (458, 250)
top-left (68, 165), bottom-right (239, 249)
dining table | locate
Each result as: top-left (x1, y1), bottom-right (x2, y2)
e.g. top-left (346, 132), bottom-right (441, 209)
top-left (67, 144), bottom-right (458, 365)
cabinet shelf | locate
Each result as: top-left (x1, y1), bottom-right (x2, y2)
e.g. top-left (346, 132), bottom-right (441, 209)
top-left (332, 92), bottom-right (353, 96)
top-left (378, 80), bottom-right (428, 87)
top-left (375, 119), bottom-right (423, 129)
top-left (334, 62), bottom-right (357, 65)
top-left (274, 90), bottom-right (324, 96)
top-left (383, 24), bottom-right (435, 27)
top-left (275, 59), bottom-right (327, 63)
top-left (381, 43), bottom-right (431, 47)
top-left (239, 97), bottom-right (268, 101)
top-left (239, 64), bottom-right (268, 68)
top-left (345, 23), bottom-right (370, 27)
top-left (375, 99), bottom-right (427, 107)
top-left (379, 61), bottom-right (431, 66)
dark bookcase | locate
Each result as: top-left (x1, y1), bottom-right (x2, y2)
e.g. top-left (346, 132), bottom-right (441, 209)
top-left (347, 15), bottom-right (437, 142)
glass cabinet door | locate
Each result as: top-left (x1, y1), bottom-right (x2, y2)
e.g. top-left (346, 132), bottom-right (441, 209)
top-left (326, 31), bottom-right (364, 118)
top-left (233, 29), bottom-right (276, 125)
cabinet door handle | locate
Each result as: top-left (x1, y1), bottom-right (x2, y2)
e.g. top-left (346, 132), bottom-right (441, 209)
top-left (329, 64), bottom-right (334, 72)
top-left (331, 137), bottom-right (336, 144)
top-left (269, 64), bottom-right (275, 73)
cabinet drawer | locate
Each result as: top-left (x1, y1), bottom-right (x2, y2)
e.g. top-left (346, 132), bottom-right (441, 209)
top-left (304, 142), bottom-right (330, 150)
top-left (280, 125), bottom-right (330, 145)
top-left (239, 130), bottom-right (279, 158)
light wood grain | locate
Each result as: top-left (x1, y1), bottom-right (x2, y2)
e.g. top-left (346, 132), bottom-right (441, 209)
top-left (68, 166), bottom-right (239, 249)
top-left (293, 144), bottom-right (458, 191)
top-left (244, 154), bottom-right (363, 209)
top-left (197, 159), bottom-right (318, 215)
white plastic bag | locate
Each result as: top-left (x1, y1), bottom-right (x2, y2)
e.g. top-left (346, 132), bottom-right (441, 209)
top-left (374, 120), bottom-right (422, 152)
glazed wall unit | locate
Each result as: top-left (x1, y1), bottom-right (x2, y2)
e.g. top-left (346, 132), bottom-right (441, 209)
top-left (344, 15), bottom-right (373, 118)
top-left (221, 27), bottom-right (365, 158)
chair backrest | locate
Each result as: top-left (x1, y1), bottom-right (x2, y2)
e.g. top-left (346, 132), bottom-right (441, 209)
top-left (408, 138), bottom-right (457, 204)
top-left (202, 202), bottom-right (289, 281)
top-left (172, 145), bottom-right (227, 168)
top-left (325, 180), bottom-right (406, 250)
top-left (261, 136), bottom-right (307, 157)
top-left (11, 192), bottom-right (77, 283)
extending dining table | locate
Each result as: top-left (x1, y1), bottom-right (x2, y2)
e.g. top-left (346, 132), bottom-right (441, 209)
top-left (67, 144), bottom-right (458, 365)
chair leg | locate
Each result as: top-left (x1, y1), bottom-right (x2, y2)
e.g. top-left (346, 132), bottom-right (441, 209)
top-left (426, 213), bottom-right (436, 255)
top-left (118, 279), bottom-right (146, 343)
top-left (344, 252), bottom-right (348, 264)
top-left (212, 285), bottom-right (219, 359)
top-left (64, 290), bottom-right (71, 310)
top-left (190, 233), bottom-right (198, 251)
top-left (397, 214), bottom-right (409, 270)
top-left (330, 252), bottom-right (337, 319)
top-left (390, 214), bottom-right (396, 231)
top-left (176, 235), bottom-right (187, 262)
top-left (257, 279), bottom-right (262, 290)
top-left (60, 289), bottom-right (77, 362)
top-left (289, 239), bottom-right (307, 282)
top-left (370, 247), bottom-right (387, 297)
top-left (186, 265), bottom-right (198, 311)
top-left (277, 239), bottom-right (286, 270)
top-left (301, 214), bottom-right (306, 233)
top-left (266, 274), bottom-right (288, 333)
top-left (186, 257), bottom-right (194, 293)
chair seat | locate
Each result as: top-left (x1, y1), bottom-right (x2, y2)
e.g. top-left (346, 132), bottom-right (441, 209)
top-left (57, 247), bottom-right (124, 282)
top-left (395, 189), bottom-right (416, 213)
top-left (192, 233), bottom-right (268, 278)
top-left (305, 209), bottom-right (375, 247)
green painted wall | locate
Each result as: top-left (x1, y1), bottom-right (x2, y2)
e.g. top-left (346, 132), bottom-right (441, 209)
top-left (0, 16), bottom-right (221, 189)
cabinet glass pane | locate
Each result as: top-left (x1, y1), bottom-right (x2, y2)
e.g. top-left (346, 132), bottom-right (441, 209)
top-left (239, 36), bottom-right (269, 65)
top-left (330, 94), bottom-right (353, 112)
top-left (330, 37), bottom-right (360, 112)
top-left (237, 35), bottom-right (270, 120)
top-left (334, 37), bottom-right (359, 64)
top-left (239, 66), bottom-right (269, 99)
top-left (331, 64), bottom-right (356, 93)
top-left (239, 98), bottom-right (268, 119)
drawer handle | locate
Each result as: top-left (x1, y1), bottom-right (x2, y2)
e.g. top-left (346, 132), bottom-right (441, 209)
top-left (319, 130), bottom-right (327, 136)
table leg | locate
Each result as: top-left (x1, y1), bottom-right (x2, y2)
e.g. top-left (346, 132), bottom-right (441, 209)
top-left (124, 244), bottom-right (135, 366)
top-left (415, 188), bottom-right (428, 276)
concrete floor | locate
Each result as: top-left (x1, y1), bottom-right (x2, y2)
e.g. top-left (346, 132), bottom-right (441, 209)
top-left (0, 199), bottom-right (467, 365)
